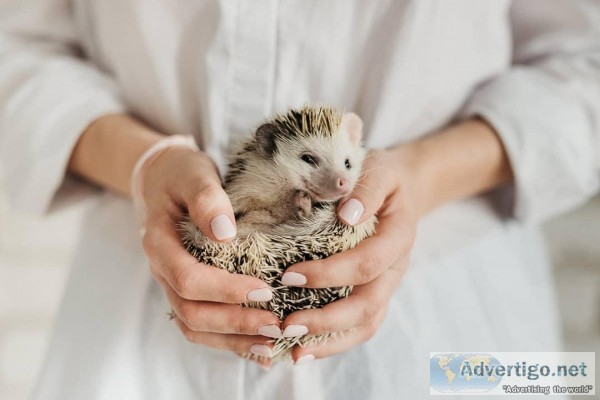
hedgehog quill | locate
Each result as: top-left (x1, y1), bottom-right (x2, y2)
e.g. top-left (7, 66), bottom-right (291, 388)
top-left (179, 106), bottom-right (377, 362)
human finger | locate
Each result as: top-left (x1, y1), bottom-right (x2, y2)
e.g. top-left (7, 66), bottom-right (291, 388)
top-left (159, 277), bottom-right (282, 337)
top-left (282, 266), bottom-right (404, 336)
top-left (184, 181), bottom-right (238, 243)
top-left (337, 150), bottom-right (399, 226)
top-left (144, 217), bottom-right (273, 303)
top-left (173, 316), bottom-right (275, 358)
top-left (281, 210), bottom-right (413, 288)
top-left (289, 308), bottom-right (388, 364)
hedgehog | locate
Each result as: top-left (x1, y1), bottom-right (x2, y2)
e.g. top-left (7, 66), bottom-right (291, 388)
top-left (179, 106), bottom-right (377, 362)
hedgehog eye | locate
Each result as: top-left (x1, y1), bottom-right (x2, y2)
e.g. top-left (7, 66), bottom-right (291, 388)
top-left (301, 154), bottom-right (318, 166)
top-left (345, 158), bottom-right (352, 170)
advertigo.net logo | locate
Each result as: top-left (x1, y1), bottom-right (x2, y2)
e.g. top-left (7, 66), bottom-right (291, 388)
top-left (430, 352), bottom-right (595, 396)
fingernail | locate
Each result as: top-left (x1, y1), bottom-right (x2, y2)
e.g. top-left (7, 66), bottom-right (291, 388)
top-left (247, 288), bottom-right (273, 302)
top-left (210, 214), bottom-right (236, 240)
top-left (339, 198), bottom-right (364, 225)
top-left (281, 272), bottom-right (307, 286)
top-left (257, 325), bottom-right (282, 338)
top-left (259, 363), bottom-right (271, 372)
top-left (295, 354), bottom-right (315, 365)
top-left (283, 325), bottom-right (308, 337)
top-left (249, 344), bottom-right (273, 358)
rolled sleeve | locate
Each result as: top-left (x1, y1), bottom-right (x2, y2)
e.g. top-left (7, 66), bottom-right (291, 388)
top-left (461, 0), bottom-right (600, 224)
top-left (0, 1), bottom-right (126, 215)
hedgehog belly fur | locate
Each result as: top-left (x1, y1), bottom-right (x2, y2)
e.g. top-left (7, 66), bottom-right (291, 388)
top-left (179, 205), bottom-right (376, 362)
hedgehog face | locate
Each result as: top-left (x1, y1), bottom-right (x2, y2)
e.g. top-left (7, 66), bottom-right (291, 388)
top-left (271, 112), bottom-right (366, 203)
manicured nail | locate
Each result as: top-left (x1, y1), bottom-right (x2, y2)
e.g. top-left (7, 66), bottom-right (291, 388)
top-left (295, 354), bottom-right (315, 365)
top-left (281, 272), bottom-right (307, 286)
top-left (283, 325), bottom-right (308, 337)
top-left (257, 325), bottom-right (282, 338)
top-left (259, 363), bottom-right (271, 372)
top-left (249, 344), bottom-right (273, 358)
top-left (210, 214), bottom-right (236, 240)
top-left (339, 198), bottom-right (364, 225)
top-left (247, 288), bottom-right (273, 302)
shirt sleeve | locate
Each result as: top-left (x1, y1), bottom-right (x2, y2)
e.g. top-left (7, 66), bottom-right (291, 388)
top-left (0, 1), bottom-right (126, 215)
top-left (460, 0), bottom-right (600, 224)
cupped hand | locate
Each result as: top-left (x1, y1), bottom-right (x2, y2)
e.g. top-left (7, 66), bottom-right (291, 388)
top-left (280, 147), bottom-right (420, 364)
top-left (140, 146), bottom-right (281, 368)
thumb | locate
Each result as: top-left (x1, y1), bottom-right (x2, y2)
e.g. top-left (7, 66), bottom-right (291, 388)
top-left (337, 167), bottom-right (394, 226)
top-left (187, 182), bottom-right (237, 243)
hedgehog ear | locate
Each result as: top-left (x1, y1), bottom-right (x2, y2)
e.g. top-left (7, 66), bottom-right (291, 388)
top-left (340, 112), bottom-right (363, 146)
top-left (255, 123), bottom-right (278, 157)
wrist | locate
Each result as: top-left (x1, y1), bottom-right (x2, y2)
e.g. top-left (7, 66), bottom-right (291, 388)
top-left (391, 118), bottom-right (512, 216)
top-left (385, 140), bottom-right (435, 217)
top-left (69, 114), bottom-right (165, 195)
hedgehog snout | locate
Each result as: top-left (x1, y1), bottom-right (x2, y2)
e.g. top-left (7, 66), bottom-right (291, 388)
top-left (316, 174), bottom-right (352, 200)
top-left (337, 177), bottom-right (350, 193)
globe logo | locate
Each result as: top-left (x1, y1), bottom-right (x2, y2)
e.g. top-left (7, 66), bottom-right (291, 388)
top-left (430, 353), bottom-right (503, 393)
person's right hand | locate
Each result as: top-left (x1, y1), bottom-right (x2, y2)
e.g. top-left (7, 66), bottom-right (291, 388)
top-left (140, 145), bottom-right (281, 368)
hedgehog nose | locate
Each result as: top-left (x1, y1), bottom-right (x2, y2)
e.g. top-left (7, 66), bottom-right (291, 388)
top-left (337, 177), bottom-right (350, 194)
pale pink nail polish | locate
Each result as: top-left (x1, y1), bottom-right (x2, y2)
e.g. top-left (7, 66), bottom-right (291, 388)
top-left (247, 288), bottom-right (273, 302)
top-left (258, 325), bottom-right (282, 338)
top-left (339, 198), bottom-right (364, 225)
top-left (283, 325), bottom-right (308, 337)
top-left (281, 272), bottom-right (307, 286)
top-left (259, 364), bottom-right (271, 372)
top-left (210, 214), bottom-right (236, 240)
top-left (250, 344), bottom-right (273, 358)
top-left (295, 354), bottom-right (315, 365)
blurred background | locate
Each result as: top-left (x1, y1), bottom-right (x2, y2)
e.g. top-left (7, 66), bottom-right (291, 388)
top-left (0, 175), bottom-right (599, 399)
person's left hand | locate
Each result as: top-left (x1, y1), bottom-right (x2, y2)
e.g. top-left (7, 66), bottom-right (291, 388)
top-left (279, 146), bottom-right (420, 364)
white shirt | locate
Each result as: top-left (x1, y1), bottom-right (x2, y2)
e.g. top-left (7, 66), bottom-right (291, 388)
top-left (1, 1), bottom-right (599, 399)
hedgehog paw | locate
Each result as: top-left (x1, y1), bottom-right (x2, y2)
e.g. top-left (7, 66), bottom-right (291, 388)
top-left (294, 190), bottom-right (313, 217)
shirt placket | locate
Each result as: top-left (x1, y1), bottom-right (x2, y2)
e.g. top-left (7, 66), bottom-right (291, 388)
top-left (226, 0), bottom-right (279, 143)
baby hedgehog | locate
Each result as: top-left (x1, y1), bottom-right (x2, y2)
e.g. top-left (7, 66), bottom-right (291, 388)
top-left (179, 106), bottom-right (377, 362)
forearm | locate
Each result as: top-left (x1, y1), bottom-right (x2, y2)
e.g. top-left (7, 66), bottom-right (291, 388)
top-left (398, 118), bottom-right (513, 216)
top-left (67, 114), bottom-right (164, 196)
